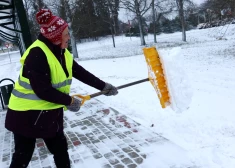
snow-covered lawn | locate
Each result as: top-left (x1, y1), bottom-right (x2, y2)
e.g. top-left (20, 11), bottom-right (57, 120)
top-left (1, 24), bottom-right (235, 167)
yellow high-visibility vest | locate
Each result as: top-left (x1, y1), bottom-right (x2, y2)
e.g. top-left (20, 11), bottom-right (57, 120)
top-left (8, 40), bottom-right (73, 111)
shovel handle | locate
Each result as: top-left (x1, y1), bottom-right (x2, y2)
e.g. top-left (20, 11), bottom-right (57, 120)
top-left (90, 78), bottom-right (149, 98)
top-left (72, 78), bottom-right (149, 105)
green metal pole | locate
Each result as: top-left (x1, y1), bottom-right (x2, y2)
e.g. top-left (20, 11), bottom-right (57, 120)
top-left (14, 0), bottom-right (32, 51)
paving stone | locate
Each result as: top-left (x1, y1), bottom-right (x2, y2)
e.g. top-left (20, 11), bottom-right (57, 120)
top-left (2, 157), bottom-right (8, 162)
top-left (123, 131), bottom-right (133, 135)
top-left (38, 147), bottom-right (48, 156)
top-left (127, 164), bottom-right (138, 168)
top-left (122, 147), bottom-right (133, 153)
top-left (116, 152), bottom-right (126, 159)
top-left (134, 157), bottom-right (143, 164)
top-left (32, 156), bottom-right (39, 161)
top-left (108, 135), bottom-right (117, 139)
top-left (104, 152), bottom-right (114, 159)
top-left (97, 125), bottom-right (106, 129)
top-left (131, 147), bottom-right (140, 153)
top-left (79, 136), bottom-right (88, 141)
top-left (85, 133), bottom-right (94, 138)
top-left (83, 139), bottom-right (92, 145)
top-left (111, 149), bottom-right (120, 153)
top-left (98, 135), bottom-right (108, 141)
top-left (113, 164), bottom-right (125, 168)
top-left (102, 164), bottom-right (112, 168)
top-left (117, 134), bottom-right (127, 139)
top-left (90, 147), bottom-right (99, 154)
top-left (88, 118), bottom-right (97, 123)
top-left (127, 152), bottom-right (139, 159)
top-left (71, 153), bottom-right (80, 160)
top-left (82, 120), bottom-right (91, 125)
top-left (81, 126), bottom-right (88, 130)
top-left (108, 157), bottom-right (120, 165)
top-left (70, 137), bottom-right (79, 141)
top-left (121, 158), bottom-right (133, 165)
top-left (117, 143), bottom-right (129, 149)
top-left (93, 153), bottom-right (103, 159)
top-left (139, 142), bottom-right (149, 147)
top-left (140, 154), bottom-right (147, 159)
top-left (74, 132), bottom-right (84, 138)
top-left (103, 131), bottom-right (114, 136)
top-left (73, 141), bottom-right (81, 146)
top-left (68, 144), bottom-right (74, 149)
top-left (40, 154), bottom-right (47, 160)
top-left (91, 139), bottom-right (101, 144)
top-left (123, 138), bottom-right (134, 144)
top-left (37, 142), bottom-right (45, 147)
top-left (70, 124), bottom-right (77, 128)
top-left (73, 158), bottom-right (83, 164)
top-left (94, 122), bottom-right (102, 126)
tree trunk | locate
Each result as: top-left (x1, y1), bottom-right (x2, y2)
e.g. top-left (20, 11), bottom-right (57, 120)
top-left (152, 0), bottom-right (157, 43)
top-left (70, 29), bottom-right (79, 58)
top-left (110, 23), bottom-right (116, 48)
top-left (59, 0), bottom-right (79, 58)
top-left (178, 0), bottom-right (186, 42)
top-left (137, 15), bottom-right (146, 45)
top-left (107, 1), bottom-right (116, 47)
top-left (113, 0), bottom-right (120, 35)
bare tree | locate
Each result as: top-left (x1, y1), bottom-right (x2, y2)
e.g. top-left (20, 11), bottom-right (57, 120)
top-left (104, 0), bottom-right (120, 35)
top-left (93, 0), bottom-right (119, 47)
top-left (175, 0), bottom-right (195, 42)
top-left (176, 0), bottom-right (186, 41)
top-left (152, 0), bottom-right (156, 43)
top-left (51, 0), bottom-right (79, 58)
top-left (120, 0), bottom-right (152, 45)
top-left (107, 0), bottom-right (117, 47)
top-left (22, 0), bottom-right (34, 19)
top-left (151, 0), bottom-right (174, 43)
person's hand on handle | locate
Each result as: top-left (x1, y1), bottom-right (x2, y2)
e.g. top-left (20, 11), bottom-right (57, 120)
top-left (66, 97), bottom-right (81, 112)
top-left (102, 83), bottom-right (118, 96)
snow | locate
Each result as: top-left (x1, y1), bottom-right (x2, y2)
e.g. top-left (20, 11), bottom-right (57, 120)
top-left (159, 47), bottom-right (193, 112)
top-left (1, 24), bottom-right (235, 167)
top-left (0, 162), bottom-right (6, 168)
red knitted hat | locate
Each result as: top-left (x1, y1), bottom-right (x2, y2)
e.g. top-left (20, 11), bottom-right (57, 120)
top-left (36, 9), bottom-right (68, 45)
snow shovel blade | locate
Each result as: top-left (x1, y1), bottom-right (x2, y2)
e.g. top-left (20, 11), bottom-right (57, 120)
top-left (143, 47), bottom-right (170, 108)
top-left (72, 78), bottom-right (149, 106)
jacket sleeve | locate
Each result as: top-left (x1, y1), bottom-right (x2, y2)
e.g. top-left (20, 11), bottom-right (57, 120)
top-left (23, 47), bottom-right (72, 106)
top-left (72, 60), bottom-right (106, 90)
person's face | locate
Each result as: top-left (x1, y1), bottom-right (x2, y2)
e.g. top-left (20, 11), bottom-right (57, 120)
top-left (61, 27), bottom-right (70, 49)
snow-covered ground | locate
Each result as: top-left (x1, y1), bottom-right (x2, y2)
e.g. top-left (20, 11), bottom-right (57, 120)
top-left (1, 24), bottom-right (235, 168)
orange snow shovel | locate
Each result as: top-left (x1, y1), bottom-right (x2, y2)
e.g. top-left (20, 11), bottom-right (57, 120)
top-left (72, 47), bottom-right (170, 108)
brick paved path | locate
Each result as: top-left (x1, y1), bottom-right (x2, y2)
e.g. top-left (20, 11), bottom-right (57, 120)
top-left (0, 99), bottom-right (193, 168)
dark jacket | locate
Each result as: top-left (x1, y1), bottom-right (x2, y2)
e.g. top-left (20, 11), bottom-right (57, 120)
top-left (5, 34), bottom-right (105, 138)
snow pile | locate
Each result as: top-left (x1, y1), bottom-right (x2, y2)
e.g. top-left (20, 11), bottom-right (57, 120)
top-left (0, 162), bottom-right (6, 168)
top-left (141, 142), bottom-right (194, 168)
top-left (159, 47), bottom-right (193, 112)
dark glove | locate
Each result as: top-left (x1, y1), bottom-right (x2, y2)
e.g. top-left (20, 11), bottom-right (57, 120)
top-left (102, 83), bottom-right (118, 96)
top-left (66, 97), bottom-right (81, 112)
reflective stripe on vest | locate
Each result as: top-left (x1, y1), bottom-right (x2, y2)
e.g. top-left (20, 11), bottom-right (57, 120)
top-left (13, 78), bottom-right (72, 100)
top-left (18, 77), bottom-right (72, 90)
top-left (11, 89), bottom-right (41, 100)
